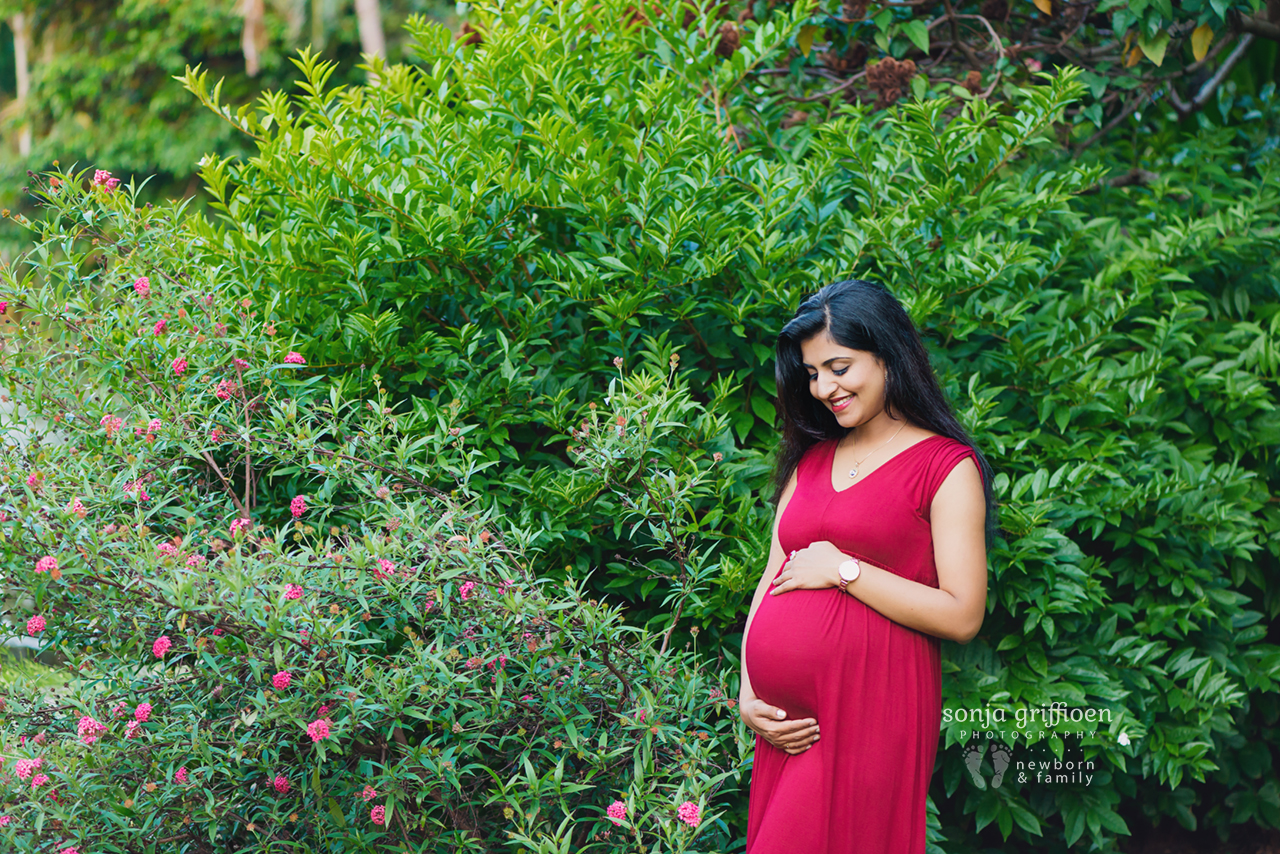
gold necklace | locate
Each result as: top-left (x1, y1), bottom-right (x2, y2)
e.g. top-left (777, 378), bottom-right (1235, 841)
top-left (848, 421), bottom-right (907, 478)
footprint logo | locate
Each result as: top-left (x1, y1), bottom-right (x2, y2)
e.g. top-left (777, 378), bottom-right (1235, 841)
top-left (989, 745), bottom-right (1012, 788)
top-left (963, 744), bottom-right (987, 790)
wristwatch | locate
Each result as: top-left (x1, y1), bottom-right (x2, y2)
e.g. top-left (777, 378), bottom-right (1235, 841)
top-left (837, 558), bottom-right (861, 593)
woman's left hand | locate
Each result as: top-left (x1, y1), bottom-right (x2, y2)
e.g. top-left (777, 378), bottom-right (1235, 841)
top-left (770, 540), bottom-right (850, 595)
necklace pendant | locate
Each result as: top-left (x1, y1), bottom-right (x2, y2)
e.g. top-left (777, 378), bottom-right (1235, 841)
top-left (849, 466), bottom-right (858, 478)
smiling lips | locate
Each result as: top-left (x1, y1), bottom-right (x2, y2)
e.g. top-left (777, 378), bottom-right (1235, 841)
top-left (831, 394), bottom-right (853, 411)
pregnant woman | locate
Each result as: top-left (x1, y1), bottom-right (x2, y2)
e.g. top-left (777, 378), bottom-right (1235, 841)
top-left (740, 279), bottom-right (995, 854)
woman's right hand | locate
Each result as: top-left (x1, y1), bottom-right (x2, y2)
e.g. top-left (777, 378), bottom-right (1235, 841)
top-left (739, 696), bottom-right (820, 755)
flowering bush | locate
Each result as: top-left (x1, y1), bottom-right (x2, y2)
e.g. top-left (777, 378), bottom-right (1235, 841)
top-left (0, 177), bottom-right (747, 852)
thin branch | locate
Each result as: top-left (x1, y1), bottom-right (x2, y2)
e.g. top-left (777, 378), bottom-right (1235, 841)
top-left (1168, 33), bottom-right (1256, 117)
top-left (1232, 12), bottom-right (1280, 42)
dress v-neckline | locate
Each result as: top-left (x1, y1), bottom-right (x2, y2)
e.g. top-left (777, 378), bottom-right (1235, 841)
top-left (827, 433), bottom-right (947, 495)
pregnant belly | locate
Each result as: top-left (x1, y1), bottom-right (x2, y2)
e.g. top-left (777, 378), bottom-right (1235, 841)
top-left (744, 586), bottom-right (860, 721)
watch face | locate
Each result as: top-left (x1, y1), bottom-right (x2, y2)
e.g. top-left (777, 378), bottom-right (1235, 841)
top-left (840, 560), bottom-right (859, 581)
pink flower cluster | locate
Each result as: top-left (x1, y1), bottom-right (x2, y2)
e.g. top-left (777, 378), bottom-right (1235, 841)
top-left (215, 379), bottom-right (240, 400)
top-left (272, 671), bottom-right (292, 690)
top-left (230, 517), bottom-right (253, 536)
top-left (135, 703), bottom-right (152, 722)
top-left (186, 554), bottom-right (206, 568)
top-left (174, 767), bottom-right (189, 784)
top-left (459, 581), bottom-right (476, 601)
top-left (125, 480), bottom-right (151, 503)
top-left (676, 801), bottom-right (700, 828)
top-left (31, 773), bottom-right (49, 788)
top-left (171, 357), bottom-right (188, 375)
top-left (126, 721), bottom-right (142, 739)
top-left (152, 635), bottom-right (172, 658)
top-left (100, 414), bottom-right (123, 437)
top-left (234, 358), bottom-right (249, 369)
top-left (307, 719), bottom-right (331, 742)
top-left (0, 815), bottom-right (11, 826)
top-left (67, 497), bottom-right (87, 518)
top-left (134, 276), bottom-right (150, 297)
top-left (14, 757), bottom-right (43, 780)
top-left (606, 800), bottom-right (627, 824)
top-left (373, 558), bottom-right (396, 580)
top-left (290, 495), bottom-right (307, 518)
top-left (77, 715), bottom-right (106, 746)
top-left (35, 555), bottom-right (58, 574)
top-left (273, 774), bottom-right (290, 794)
top-left (283, 351), bottom-right (306, 365)
top-left (26, 472), bottom-right (42, 490)
top-left (370, 805), bottom-right (386, 825)
top-left (60, 846), bottom-right (79, 854)
top-left (153, 319), bottom-right (167, 335)
top-left (157, 542), bottom-right (179, 557)
top-left (27, 615), bottom-right (46, 635)
top-left (359, 785), bottom-right (378, 801)
top-left (285, 584), bottom-right (303, 601)
top-left (92, 169), bottom-right (120, 191)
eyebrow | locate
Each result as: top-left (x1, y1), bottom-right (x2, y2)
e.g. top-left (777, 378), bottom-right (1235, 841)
top-left (801, 357), bottom-right (852, 368)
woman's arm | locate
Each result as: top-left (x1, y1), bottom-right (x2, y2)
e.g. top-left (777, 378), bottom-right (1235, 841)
top-left (768, 456), bottom-right (988, 643)
top-left (740, 468), bottom-right (798, 703)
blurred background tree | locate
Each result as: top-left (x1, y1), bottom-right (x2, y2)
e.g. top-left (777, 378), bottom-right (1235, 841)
top-left (0, 0), bottom-right (456, 258)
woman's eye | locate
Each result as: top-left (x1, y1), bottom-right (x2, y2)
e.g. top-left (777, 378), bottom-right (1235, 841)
top-left (809, 368), bottom-right (847, 381)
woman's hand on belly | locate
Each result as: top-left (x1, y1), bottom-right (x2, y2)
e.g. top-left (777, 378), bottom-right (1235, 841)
top-left (739, 696), bottom-right (820, 755)
top-left (770, 540), bottom-right (846, 596)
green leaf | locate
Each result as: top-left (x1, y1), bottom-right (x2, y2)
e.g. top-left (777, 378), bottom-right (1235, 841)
top-left (329, 797), bottom-right (347, 828)
top-left (902, 20), bottom-right (930, 54)
top-left (1137, 30), bottom-right (1170, 66)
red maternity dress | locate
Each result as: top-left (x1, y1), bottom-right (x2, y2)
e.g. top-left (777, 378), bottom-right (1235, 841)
top-left (744, 433), bottom-right (983, 854)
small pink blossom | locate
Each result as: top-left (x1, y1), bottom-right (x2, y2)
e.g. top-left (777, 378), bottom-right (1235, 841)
top-left (35, 555), bottom-right (58, 574)
top-left (676, 801), bottom-right (700, 828)
top-left (285, 583), bottom-right (303, 601)
top-left (299, 628), bottom-right (311, 646)
top-left (67, 497), bottom-right (88, 518)
top-left (27, 615), bottom-right (46, 634)
top-left (126, 720), bottom-right (142, 739)
top-left (213, 627), bottom-right (225, 636)
top-left (607, 800), bottom-right (627, 825)
top-left (230, 517), bottom-right (252, 537)
top-left (307, 719), bottom-right (331, 742)
top-left (0, 301), bottom-right (6, 313)
top-left (273, 774), bottom-right (290, 794)
top-left (135, 702), bottom-right (152, 722)
top-left (284, 351), bottom-right (306, 365)
top-left (459, 581), bottom-right (476, 601)
top-left (186, 554), bottom-right (206, 568)
top-left (290, 495), bottom-right (307, 518)
top-left (100, 414), bottom-right (123, 437)
top-left (59, 847), bottom-right (78, 854)
top-left (174, 766), bottom-right (189, 784)
top-left (215, 379), bottom-right (239, 400)
top-left (637, 709), bottom-right (647, 723)
top-left (214, 321), bottom-right (227, 337)
top-left (157, 542), bottom-right (179, 557)
top-left (152, 635), bottom-right (172, 658)
top-left (234, 358), bottom-right (249, 369)
top-left (78, 714), bottom-right (106, 745)
top-left (92, 169), bottom-right (113, 187)
top-left (0, 815), bottom-right (10, 826)
top-left (272, 671), bottom-right (292, 690)
top-left (25, 472), bottom-right (41, 489)
top-left (374, 558), bottom-right (396, 580)
top-left (31, 773), bottom-right (49, 788)
top-left (14, 758), bottom-right (42, 780)
top-left (148, 418), bottom-right (161, 433)
top-left (359, 785), bottom-right (378, 801)
top-left (370, 805), bottom-right (386, 825)
top-left (171, 357), bottom-right (188, 375)
top-left (153, 319), bottom-right (167, 335)
top-left (317, 704), bottom-right (331, 717)
top-left (1026, 57), bottom-right (1043, 72)
top-left (111, 701), bottom-right (128, 718)
top-left (134, 276), bottom-right (151, 297)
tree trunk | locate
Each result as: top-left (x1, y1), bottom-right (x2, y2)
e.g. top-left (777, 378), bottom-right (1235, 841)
top-left (242, 0), bottom-right (266, 76)
top-left (354, 0), bottom-right (385, 57)
top-left (10, 12), bottom-right (31, 156)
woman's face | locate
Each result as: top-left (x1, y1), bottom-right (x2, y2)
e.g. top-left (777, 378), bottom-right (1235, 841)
top-left (800, 331), bottom-right (887, 427)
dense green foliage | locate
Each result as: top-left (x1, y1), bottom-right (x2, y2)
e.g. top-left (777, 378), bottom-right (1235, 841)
top-left (2, 0), bottom-right (1279, 850)
top-left (0, 183), bottom-right (751, 852)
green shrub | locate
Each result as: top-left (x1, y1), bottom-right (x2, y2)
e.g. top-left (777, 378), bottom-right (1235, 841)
top-left (0, 183), bottom-right (749, 852)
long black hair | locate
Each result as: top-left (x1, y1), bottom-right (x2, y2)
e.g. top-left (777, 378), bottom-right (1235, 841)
top-left (770, 278), bottom-right (998, 546)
